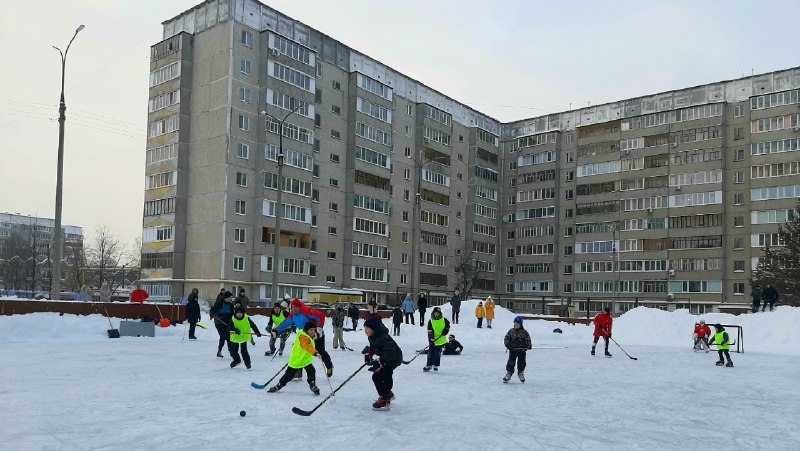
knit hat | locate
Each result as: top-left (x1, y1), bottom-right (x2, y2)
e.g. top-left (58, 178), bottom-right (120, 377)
top-left (603, 307), bottom-right (611, 313)
top-left (364, 317), bottom-right (382, 331)
top-left (234, 306), bottom-right (245, 315)
top-left (291, 299), bottom-right (303, 309)
top-left (273, 302), bottom-right (282, 308)
top-left (513, 316), bottom-right (524, 326)
top-left (239, 288), bottom-right (245, 294)
top-left (280, 300), bottom-right (289, 309)
top-left (223, 291), bottom-right (233, 300)
top-left (304, 320), bottom-right (317, 332)
top-left (432, 307), bottom-right (442, 314)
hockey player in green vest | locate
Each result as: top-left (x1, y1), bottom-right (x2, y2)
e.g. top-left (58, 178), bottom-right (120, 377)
top-left (268, 321), bottom-right (322, 395)
top-left (265, 302), bottom-right (290, 356)
top-left (708, 323), bottom-right (734, 368)
top-left (229, 307), bottom-right (261, 369)
top-left (423, 306), bottom-right (450, 372)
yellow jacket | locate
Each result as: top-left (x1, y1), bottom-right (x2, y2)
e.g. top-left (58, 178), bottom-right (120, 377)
top-left (475, 305), bottom-right (485, 318)
top-left (485, 300), bottom-right (495, 319)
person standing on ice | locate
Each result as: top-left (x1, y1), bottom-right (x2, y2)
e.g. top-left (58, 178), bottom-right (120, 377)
top-left (331, 305), bottom-right (347, 349)
top-left (591, 307), bottom-right (613, 357)
top-left (485, 296), bottom-right (496, 328)
top-left (475, 302), bottom-right (486, 328)
top-left (402, 293), bottom-right (415, 325)
top-left (348, 303), bottom-right (361, 330)
top-left (391, 305), bottom-right (403, 336)
top-left (210, 291), bottom-right (235, 358)
top-left (362, 317), bottom-right (403, 411)
top-left (762, 283), bottom-right (779, 312)
top-left (693, 320), bottom-right (711, 352)
top-left (277, 299), bottom-right (334, 377)
top-left (417, 292), bottom-right (428, 326)
top-left (265, 302), bottom-right (290, 356)
top-left (229, 306), bottom-right (261, 369)
top-left (503, 316), bottom-right (532, 383)
top-left (185, 288), bottom-right (201, 340)
top-left (268, 321), bottom-right (322, 395)
top-left (423, 306), bottom-right (450, 372)
top-left (708, 324), bottom-right (734, 367)
top-left (750, 284), bottom-right (762, 313)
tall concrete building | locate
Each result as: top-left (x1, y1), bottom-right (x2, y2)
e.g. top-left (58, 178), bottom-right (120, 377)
top-left (142, 0), bottom-right (800, 314)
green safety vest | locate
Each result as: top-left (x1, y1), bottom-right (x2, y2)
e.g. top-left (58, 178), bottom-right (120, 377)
top-left (288, 330), bottom-right (315, 369)
top-left (714, 331), bottom-right (729, 350)
top-left (272, 311), bottom-right (286, 329)
top-left (430, 318), bottom-right (447, 346)
top-left (230, 314), bottom-right (252, 344)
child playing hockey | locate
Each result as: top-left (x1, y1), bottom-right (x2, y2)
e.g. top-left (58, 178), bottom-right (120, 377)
top-left (229, 307), bottom-right (261, 369)
top-left (693, 320), bottom-right (711, 352)
top-left (591, 307), bottom-right (613, 357)
top-left (265, 302), bottom-right (290, 356)
top-left (268, 321), bottom-right (322, 395)
top-left (503, 316), bottom-right (532, 383)
top-left (362, 317), bottom-right (403, 411)
top-left (708, 324), bottom-right (734, 367)
top-left (424, 307), bottom-right (450, 372)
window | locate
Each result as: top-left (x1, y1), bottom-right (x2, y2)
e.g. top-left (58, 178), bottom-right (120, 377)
top-left (734, 171), bottom-right (744, 184)
top-left (733, 193), bottom-right (744, 205)
top-left (733, 260), bottom-right (745, 272)
top-left (328, 227), bottom-right (337, 235)
top-left (330, 153), bottom-right (340, 163)
top-left (235, 200), bottom-right (246, 215)
top-left (143, 197), bottom-right (176, 216)
top-left (331, 105), bottom-right (341, 115)
top-left (147, 171), bottom-right (177, 189)
top-left (564, 246), bottom-right (573, 256)
top-left (240, 59), bottom-right (251, 75)
top-left (400, 274), bottom-right (407, 285)
top-left (235, 172), bottom-right (248, 187)
top-left (237, 143), bottom-right (249, 159)
top-left (733, 282), bottom-right (745, 294)
top-left (326, 275), bottom-right (336, 283)
top-left (403, 190), bottom-right (410, 201)
top-left (406, 104), bottom-right (413, 116)
top-left (146, 144), bottom-right (177, 164)
top-left (734, 105), bottom-right (744, 117)
top-left (734, 148), bottom-right (744, 162)
top-left (313, 164), bottom-right (319, 177)
top-left (403, 168), bottom-right (411, 180)
top-left (238, 115), bottom-right (250, 131)
top-left (234, 228), bottom-right (246, 243)
top-left (233, 256), bottom-right (245, 271)
top-left (316, 62), bottom-right (323, 77)
top-left (734, 216), bottom-right (744, 227)
top-left (734, 127), bottom-right (744, 140)
top-left (314, 114), bottom-right (321, 127)
top-left (357, 74), bottom-right (392, 100)
top-left (148, 90), bottom-right (180, 113)
top-left (240, 30), bottom-right (252, 47)
top-left (405, 147), bottom-right (412, 158)
top-left (734, 238), bottom-right (744, 249)
top-left (268, 61), bottom-right (313, 92)
top-left (331, 130), bottom-right (341, 140)
top-left (329, 202), bottom-right (338, 211)
top-left (329, 178), bottom-right (339, 187)
top-left (402, 211), bottom-right (409, 222)
top-left (327, 251), bottom-right (337, 260)
top-left (149, 62), bottom-right (180, 87)
top-left (332, 80), bottom-right (341, 90)
top-left (564, 265), bottom-right (573, 275)
top-left (402, 232), bottom-right (409, 243)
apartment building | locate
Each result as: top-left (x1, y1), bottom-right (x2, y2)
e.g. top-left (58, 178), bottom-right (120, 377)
top-left (142, 0), bottom-right (799, 313)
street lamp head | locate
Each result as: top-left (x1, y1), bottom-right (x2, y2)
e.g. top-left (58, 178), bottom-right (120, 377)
top-left (76, 25), bottom-right (85, 33)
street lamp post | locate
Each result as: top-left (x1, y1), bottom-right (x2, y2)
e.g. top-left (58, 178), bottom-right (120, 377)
top-left (261, 104), bottom-right (305, 304)
top-left (51, 24), bottom-right (85, 303)
top-left (410, 150), bottom-right (447, 296)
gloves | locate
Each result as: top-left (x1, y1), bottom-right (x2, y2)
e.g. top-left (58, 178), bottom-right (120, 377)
top-left (364, 354), bottom-right (372, 364)
top-left (607, 334), bottom-right (612, 338)
top-left (367, 360), bottom-right (382, 373)
top-left (361, 346), bottom-right (374, 355)
top-left (232, 328), bottom-right (241, 334)
top-left (256, 332), bottom-right (262, 338)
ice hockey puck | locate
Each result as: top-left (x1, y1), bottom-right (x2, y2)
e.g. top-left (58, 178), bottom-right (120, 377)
top-left (240, 410), bottom-right (246, 417)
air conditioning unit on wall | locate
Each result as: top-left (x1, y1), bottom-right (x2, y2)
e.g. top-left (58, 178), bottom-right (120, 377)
top-left (668, 269), bottom-right (675, 276)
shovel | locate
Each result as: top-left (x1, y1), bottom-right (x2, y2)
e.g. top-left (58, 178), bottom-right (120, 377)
top-left (103, 306), bottom-right (120, 338)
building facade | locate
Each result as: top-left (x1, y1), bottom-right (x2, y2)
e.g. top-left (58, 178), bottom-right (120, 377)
top-left (0, 212), bottom-right (84, 292)
top-left (142, 0), bottom-right (800, 313)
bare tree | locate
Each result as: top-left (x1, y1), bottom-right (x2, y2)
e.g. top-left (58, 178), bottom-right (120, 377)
top-left (453, 250), bottom-right (484, 301)
top-left (0, 231), bottom-right (29, 290)
top-left (84, 226), bottom-right (138, 294)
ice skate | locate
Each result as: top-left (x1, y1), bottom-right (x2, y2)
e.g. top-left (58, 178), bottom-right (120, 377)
top-left (518, 371), bottom-right (525, 383)
top-left (372, 397), bottom-right (390, 411)
top-left (503, 371), bottom-right (512, 383)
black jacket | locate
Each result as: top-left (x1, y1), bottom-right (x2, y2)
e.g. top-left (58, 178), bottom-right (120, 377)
top-left (367, 323), bottom-right (403, 369)
top-left (450, 294), bottom-right (462, 312)
top-left (763, 286), bottom-right (779, 302)
top-left (391, 307), bottom-right (403, 324)
top-left (348, 305), bottom-right (360, 319)
top-left (418, 296), bottom-right (428, 311)
top-left (443, 339), bottom-right (463, 354)
top-left (186, 292), bottom-right (201, 322)
top-left (210, 299), bottom-right (234, 325)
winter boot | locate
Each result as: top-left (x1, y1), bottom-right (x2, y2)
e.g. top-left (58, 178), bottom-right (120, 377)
top-left (230, 360), bottom-right (240, 368)
top-left (326, 367), bottom-right (334, 377)
top-left (518, 371), bottom-right (525, 383)
top-left (278, 349), bottom-right (284, 356)
top-left (245, 364), bottom-right (251, 370)
top-left (433, 366), bottom-right (439, 371)
top-left (387, 390), bottom-right (396, 400)
top-left (216, 350), bottom-right (224, 358)
top-left (267, 384), bottom-right (283, 393)
top-left (503, 371), bottom-right (512, 383)
top-left (265, 350), bottom-right (275, 356)
top-left (604, 350), bottom-right (612, 357)
top-left (715, 360), bottom-right (724, 366)
top-left (309, 383), bottom-right (320, 395)
top-left (423, 366), bottom-right (432, 372)
top-left (372, 397), bottom-right (390, 411)
top-left (591, 346), bottom-right (596, 356)
top-left (725, 361), bottom-right (734, 368)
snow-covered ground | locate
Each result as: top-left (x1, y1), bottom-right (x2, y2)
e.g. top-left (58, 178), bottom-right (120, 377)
top-left (1, 301), bottom-right (799, 450)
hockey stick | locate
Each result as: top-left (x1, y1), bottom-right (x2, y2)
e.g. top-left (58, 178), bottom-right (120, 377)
top-left (251, 362), bottom-right (289, 389)
top-left (292, 363), bottom-right (367, 416)
top-left (601, 327), bottom-right (637, 360)
top-left (402, 345), bottom-right (431, 365)
top-left (531, 345), bottom-right (568, 349)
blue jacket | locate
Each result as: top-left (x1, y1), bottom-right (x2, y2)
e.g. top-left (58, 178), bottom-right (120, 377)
top-left (276, 310), bottom-right (322, 334)
top-left (402, 298), bottom-right (415, 313)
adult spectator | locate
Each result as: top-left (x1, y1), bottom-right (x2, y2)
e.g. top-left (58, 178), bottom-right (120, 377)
top-left (750, 284), bottom-right (762, 313)
top-left (450, 290), bottom-right (462, 324)
top-left (762, 283), bottom-right (779, 312)
top-left (417, 292), bottom-right (428, 326)
top-left (185, 288), bottom-right (201, 340)
top-left (401, 293), bottom-right (415, 325)
top-left (130, 285), bottom-right (148, 303)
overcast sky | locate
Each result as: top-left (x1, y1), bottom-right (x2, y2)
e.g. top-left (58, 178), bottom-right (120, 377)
top-left (1, 0), bottom-right (798, 248)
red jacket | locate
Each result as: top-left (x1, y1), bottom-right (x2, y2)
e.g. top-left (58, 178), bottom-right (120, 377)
top-left (130, 289), bottom-right (149, 303)
top-left (593, 312), bottom-right (613, 338)
top-left (290, 298), bottom-right (326, 327)
top-left (694, 324), bottom-right (711, 338)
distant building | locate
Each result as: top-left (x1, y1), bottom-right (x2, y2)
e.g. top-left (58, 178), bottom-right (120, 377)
top-left (0, 212), bottom-right (84, 292)
top-left (140, 0), bottom-right (800, 314)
